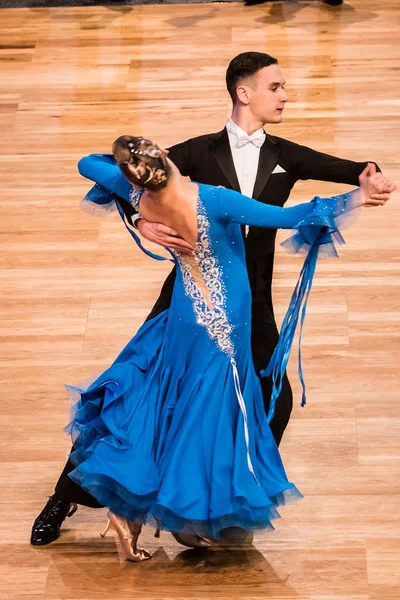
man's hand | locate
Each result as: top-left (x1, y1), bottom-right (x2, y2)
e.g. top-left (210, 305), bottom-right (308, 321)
top-left (137, 218), bottom-right (195, 254)
top-left (359, 163), bottom-right (396, 207)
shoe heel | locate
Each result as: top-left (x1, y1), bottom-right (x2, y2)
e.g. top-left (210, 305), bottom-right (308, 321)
top-left (100, 518), bottom-right (112, 538)
top-left (67, 503), bottom-right (78, 518)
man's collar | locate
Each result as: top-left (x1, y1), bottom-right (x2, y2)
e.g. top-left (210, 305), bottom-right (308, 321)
top-left (226, 118), bottom-right (266, 139)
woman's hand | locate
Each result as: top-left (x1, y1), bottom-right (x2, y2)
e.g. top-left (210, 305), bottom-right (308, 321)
top-left (137, 218), bottom-right (195, 254)
top-left (359, 163), bottom-right (396, 206)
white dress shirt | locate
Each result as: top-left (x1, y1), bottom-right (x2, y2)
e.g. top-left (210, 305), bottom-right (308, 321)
top-left (226, 119), bottom-right (265, 199)
top-left (226, 119), bottom-right (266, 236)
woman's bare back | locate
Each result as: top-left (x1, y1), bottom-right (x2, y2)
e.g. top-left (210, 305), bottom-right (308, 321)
top-left (139, 180), bottom-right (200, 248)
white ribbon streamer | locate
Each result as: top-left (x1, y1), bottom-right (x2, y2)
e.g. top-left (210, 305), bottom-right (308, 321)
top-left (231, 358), bottom-right (260, 486)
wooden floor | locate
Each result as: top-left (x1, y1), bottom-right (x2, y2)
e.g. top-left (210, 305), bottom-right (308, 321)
top-left (1, 1), bottom-right (400, 598)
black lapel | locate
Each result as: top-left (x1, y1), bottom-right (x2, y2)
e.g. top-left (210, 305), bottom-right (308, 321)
top-left (209, 129), bottom-right (241, 192)
top-left (252, 134), bottom-right (281, 200)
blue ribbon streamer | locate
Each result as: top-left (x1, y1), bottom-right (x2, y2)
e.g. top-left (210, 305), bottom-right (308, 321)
top-left (261, 243), bottom-right (319, 423)
top-left (82, 182), bottom-right (175, 263)
top-left (114, 199), bottom-right (175, 263)
top-left (261, 194), bottom-right (356, 423)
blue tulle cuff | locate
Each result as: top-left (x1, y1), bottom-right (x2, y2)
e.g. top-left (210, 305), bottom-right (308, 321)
top-left (281, 193), bottom-right (359, 258)
top-left (79, 182), bottom-right (174, 263)
top-left (262, 191), bottom-right (360, 422)
top-left (79, 183), bottom-right (119, 217)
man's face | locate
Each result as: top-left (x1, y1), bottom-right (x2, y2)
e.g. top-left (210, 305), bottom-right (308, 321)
top-left (241, 64), bottom-right (288, 125)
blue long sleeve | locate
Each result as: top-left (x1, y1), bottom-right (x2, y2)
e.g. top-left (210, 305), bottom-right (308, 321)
top-left (216, 186), bottom-right (357, 231)
top-left (78, 154), bottom-right (132, 202)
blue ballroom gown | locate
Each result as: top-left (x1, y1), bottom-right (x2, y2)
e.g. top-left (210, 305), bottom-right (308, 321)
top-left (67, 154), bottom-right (357, 537)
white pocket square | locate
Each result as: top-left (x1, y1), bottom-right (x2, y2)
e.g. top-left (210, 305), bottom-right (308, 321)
top-left (271, 164), bottom-right (286, 174)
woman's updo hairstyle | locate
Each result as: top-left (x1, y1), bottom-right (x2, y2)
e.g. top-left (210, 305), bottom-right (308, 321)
top-left (112, 135), bottom-right (171, 191)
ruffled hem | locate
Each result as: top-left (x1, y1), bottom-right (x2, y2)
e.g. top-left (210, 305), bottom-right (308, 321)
top-left (65, 310), bottom-right (303, 538)
top-left (68, 468), bottom-right (303, 538)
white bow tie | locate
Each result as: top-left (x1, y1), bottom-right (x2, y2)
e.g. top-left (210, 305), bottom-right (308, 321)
top-left (236, 131), bottom-right (265, 149)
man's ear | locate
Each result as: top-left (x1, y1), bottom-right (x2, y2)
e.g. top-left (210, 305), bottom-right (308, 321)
top-left (236, 84), bottom-right (251, 106)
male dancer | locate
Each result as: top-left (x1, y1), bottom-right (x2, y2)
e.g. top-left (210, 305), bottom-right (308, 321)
top-left (31, 51), bottom-right (394, 545)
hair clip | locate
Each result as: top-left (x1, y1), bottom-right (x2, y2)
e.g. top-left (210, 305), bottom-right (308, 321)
top-left (147, 147), bottom-right (161, 158)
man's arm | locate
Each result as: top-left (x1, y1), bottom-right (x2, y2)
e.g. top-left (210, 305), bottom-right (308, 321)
top-left (280, 138), bottom-right (396, 203)
top-left (283, 139), bottom-right (381, 184)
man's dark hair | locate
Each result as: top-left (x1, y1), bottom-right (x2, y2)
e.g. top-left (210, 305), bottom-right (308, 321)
top-left (226, 52), bottom-right (278, 104)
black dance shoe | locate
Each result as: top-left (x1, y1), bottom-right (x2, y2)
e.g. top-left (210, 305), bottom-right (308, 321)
top-left (244, 0), bottom-right (274, 6)
top-left (30, 495), bottom-right (78, 546)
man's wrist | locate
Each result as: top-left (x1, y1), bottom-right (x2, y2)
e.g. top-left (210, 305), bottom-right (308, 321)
top-left (356, 188), bottom-right (367, 207)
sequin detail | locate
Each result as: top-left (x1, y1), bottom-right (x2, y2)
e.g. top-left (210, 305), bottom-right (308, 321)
top-left (129, 187), bottom-right (144, 210)
top-left (175, 197), bottom-right (235, 357)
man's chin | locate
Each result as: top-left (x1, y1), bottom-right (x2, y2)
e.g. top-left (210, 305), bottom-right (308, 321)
top-left (268, 114), bottom-right (283, 124)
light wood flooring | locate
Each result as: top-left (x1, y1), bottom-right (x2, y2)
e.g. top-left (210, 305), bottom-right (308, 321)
top-left (0, 1), bottom-right (399, 598)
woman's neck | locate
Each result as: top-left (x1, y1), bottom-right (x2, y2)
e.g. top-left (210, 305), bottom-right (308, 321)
top-left (145, 176), bottom-right (193, 211)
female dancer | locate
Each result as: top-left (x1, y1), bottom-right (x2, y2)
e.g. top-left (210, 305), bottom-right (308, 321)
top-left (67, 136), bottom-right (391, 561)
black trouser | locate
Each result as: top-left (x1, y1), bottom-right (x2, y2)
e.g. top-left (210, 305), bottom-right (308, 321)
top-left (245, 252), bottom-right (293, 446)
top-left (54, 256), bottom-right (293, 506)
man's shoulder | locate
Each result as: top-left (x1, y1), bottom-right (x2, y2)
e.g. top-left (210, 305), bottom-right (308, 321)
top-left (265, 133), bottom-right (301, 149)
top-left (168, 129), bottom-right (314, 155)
top-left (168, 130), bottom-right (226, 151)
top-left (178, 131), bottom-right (300, 148)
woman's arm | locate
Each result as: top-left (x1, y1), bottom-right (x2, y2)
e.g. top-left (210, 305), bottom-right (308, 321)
top-left (216, 163), bottom-right (391, 230)
top-left (217, 186), bottom-right (362, 230)
top-left (78, 154), bottom-right (133, 202)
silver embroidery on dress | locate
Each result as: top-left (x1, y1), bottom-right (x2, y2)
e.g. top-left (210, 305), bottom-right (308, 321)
top-left (129, 187), bottom-right (144, 211)
top-left (175, 197), bottom-right (234, 357)
top-left (174, 192), bottom-right (259, 484)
